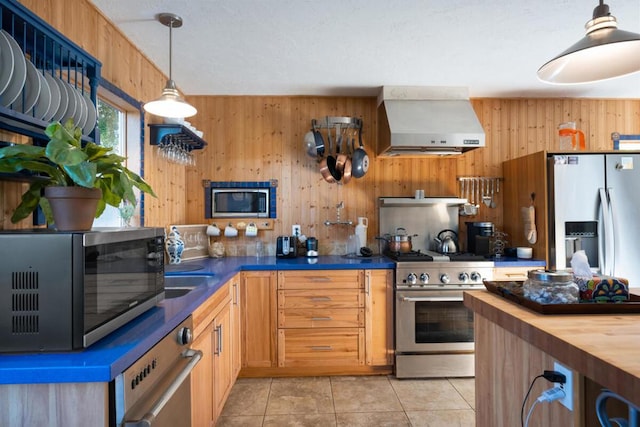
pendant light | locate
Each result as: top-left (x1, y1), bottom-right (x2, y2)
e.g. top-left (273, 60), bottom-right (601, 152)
top-left (144, 13), bottom-right (197, 118)
top-left (537, 1), bottom-right (640, 84)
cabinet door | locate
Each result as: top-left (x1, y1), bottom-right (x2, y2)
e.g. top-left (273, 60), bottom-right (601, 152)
top-left (213, 302), bottom-right (233, 421)
top-left (241, 271), bottom-right (277, 368)
top-left (365, 269), bottom-right (394, 366)
top-left (191, 322), bottom-right (214, 427)
top-left (230, 274), bottom-right (242, 381)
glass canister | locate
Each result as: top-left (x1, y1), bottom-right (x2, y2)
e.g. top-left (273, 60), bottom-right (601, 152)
top-left (523, 269), bottom-right (578, 304)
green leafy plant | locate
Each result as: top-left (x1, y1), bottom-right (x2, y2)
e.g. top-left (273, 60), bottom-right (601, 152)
top-left (0, 119), bottom-right (156, 224)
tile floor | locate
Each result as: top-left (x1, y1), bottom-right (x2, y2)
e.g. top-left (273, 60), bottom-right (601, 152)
top-left (216, 375), bottom-right (475, 427)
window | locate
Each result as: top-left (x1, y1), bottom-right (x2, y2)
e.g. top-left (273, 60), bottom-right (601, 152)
top-left (92, 92), bottom-right (143, 227)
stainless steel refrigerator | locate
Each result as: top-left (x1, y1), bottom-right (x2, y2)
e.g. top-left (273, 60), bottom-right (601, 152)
top-left (548, 153), bottom-right (640, 285)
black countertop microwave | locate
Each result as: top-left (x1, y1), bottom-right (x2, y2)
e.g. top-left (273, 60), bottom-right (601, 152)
top-left (0, 227), bottom-right (165, 352)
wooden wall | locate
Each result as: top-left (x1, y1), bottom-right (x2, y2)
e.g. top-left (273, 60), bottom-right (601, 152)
top-left (182, 96), bottom-right (640, 254)
top-left (1, 0), bottom-right (639, 256)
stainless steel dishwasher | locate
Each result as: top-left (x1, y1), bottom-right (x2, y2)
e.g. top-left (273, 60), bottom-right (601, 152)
top-left (113, 316), bottom-right (202, 427)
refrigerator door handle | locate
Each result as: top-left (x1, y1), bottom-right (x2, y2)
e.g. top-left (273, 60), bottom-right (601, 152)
top-left (606, 187), bottom-right (616, 275)
top-left (599, 187), bottom-right (614, 276)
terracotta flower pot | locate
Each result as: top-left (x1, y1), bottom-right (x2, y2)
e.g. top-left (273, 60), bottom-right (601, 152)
top-left (44, 186), bottom-right (102, 231)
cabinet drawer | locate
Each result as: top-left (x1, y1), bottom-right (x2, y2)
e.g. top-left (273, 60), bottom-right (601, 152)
top-left (277, 328), bottom-right (365, 367)
top-left (278, 289), bottom-right (364, 309)
top-left (493, 267), bottom-right (534, 281)
top-left (278, 270), bottom-right (362, 290)
top-left (278, 308), bottom-right (364, 328)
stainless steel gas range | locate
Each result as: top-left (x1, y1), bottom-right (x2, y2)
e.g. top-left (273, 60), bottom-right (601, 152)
top-left (390, 250), bottom-right (493, 378)
top-left (378, 197), bottom-right (494, 378)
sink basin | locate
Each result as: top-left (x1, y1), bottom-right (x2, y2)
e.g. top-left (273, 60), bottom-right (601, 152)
top-left (162, 275), bottom-right (215, 299)
top-left (164, 287), bottom-right (195, 299)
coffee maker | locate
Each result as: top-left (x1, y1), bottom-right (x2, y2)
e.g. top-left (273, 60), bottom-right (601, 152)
top-left (466, 222), bottom-right (494, 255)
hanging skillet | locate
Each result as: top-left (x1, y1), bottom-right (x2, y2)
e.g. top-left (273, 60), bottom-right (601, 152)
top-left (311, 119), bottom-right (325, 159)
top-left (351, 122), bottom-right (369, 178)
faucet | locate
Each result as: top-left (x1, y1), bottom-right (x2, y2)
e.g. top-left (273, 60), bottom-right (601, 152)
top-left (324, 202), bottom-right (353, 226)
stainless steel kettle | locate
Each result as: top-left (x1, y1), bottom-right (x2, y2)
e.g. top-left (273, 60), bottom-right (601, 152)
top-left (435, 229), bottom-right (459, 254)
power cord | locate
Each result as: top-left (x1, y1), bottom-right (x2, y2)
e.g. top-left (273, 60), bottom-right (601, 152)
top-left (521, 370), bottom-right (567, 427)
top-left (524, 387), bottom-right (566, 427)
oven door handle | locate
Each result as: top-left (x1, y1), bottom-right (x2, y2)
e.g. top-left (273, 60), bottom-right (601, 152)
top-left (124, 349), bottom-right (203, 427)
top-left (398, 295), bottom-right (464, 302)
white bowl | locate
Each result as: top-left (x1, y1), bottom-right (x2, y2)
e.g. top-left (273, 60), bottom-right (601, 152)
top-left (517, 247), bottom-right (533, 259)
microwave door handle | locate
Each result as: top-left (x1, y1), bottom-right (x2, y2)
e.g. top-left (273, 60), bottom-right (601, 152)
top-left (124, 349), bottom-right (203, 427)
top-left (399, 296), bottom-right (464, 303)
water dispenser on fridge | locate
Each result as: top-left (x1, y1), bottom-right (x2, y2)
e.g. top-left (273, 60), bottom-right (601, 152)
top-left (564, 221), bottom-right (598, 270)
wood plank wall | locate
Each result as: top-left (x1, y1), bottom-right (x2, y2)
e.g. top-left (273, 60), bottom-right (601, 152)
top-left (182, 96), bottom-right (640, 254)
top-left (1, 0), bottom-right (639, 256)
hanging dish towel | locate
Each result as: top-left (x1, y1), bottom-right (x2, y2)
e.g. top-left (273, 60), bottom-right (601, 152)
top-left (521, 206), bottom-right (537, 244)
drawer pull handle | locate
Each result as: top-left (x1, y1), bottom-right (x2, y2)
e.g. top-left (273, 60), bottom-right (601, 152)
top-left (310, 345), bottom-right (333, 351)
top-left (310, 296), bottom-right (332, 301)
top-left (311, 317), bottom-right (332, 321)
top-left (309, 277), bottom-right (332, 282)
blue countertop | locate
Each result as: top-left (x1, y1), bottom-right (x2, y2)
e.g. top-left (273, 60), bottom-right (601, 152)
top-left (492, 257), bottom-right (546, 268)
top-left (0, 255), bottom-right (394, 385)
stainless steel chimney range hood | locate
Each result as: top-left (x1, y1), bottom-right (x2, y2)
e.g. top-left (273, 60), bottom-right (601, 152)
top-left (377, 86), bottom-right (486, 157)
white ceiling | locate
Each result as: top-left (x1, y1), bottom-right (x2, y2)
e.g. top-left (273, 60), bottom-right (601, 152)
top-left (90, 0), bottom-right (640, 99)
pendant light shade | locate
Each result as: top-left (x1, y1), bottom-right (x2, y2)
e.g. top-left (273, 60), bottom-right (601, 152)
top-left (144, 13), bottom-right (197, 118)
top-left (537, 1), bottom-right (640, 84)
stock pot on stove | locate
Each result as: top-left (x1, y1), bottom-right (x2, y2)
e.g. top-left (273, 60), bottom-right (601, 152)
top-left (377, 227), bottom-right (417, 253)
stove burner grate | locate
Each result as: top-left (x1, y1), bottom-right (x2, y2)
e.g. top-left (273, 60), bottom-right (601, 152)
top-left (383, 250), bottom-right (433, 262)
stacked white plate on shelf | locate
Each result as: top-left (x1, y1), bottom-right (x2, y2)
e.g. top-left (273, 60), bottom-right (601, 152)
top-left (0, 29), bottom-right (98, 136)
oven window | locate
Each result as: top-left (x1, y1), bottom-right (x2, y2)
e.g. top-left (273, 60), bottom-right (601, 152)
top-left (414, 301), bottom-right (474, 343)
top-left (83, 237), bottom-right (162, 333)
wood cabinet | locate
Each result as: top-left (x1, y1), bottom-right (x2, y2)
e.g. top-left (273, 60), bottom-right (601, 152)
top-left (239, 268), bottom-right (392, 377)
top-left (365, 269), bottom-right (394, 366)
top-left (230, 274), bottom-right (242, 381)
top-left (190, 279), bottom-right (236, 426)
top-left (277, 269), bottom-right (365, 368)
top-left (240, 271), bottom-right (277, 369)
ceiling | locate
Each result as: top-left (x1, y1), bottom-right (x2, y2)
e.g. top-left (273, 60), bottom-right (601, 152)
top-left (90, 0), bottom-right (640, 99)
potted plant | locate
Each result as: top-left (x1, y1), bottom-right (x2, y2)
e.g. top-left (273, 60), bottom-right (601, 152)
top-left (0, 119), bottom-right (156, 230)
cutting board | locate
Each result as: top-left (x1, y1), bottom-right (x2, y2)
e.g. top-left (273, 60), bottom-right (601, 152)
top-left (168, 224), bottom-right (209, 260)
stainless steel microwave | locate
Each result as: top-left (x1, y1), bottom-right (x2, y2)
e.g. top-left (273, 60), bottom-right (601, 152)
top-left (0, 227), bottom-right (165, 352)
top-left (211, 188), bottom-right (269, 218)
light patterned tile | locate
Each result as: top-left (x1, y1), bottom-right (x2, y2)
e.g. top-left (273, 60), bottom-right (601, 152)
top-left (336, 411), bottom-right (411, 427)
top-left (331, 376), bottom-right (403, 413)
top-left (448, 378), bottom-right (476, 409)
top-left (266, 377), bottom-right (334, 415)
top-left (220, 377), bottom-right (271, 416)
top-left (215, 415), bottom-right (264, 427)
top-left (405, 409), bottom-right (475, 427)
top-left (263, 413), bottom-right (337, 427)
top-left (389, 378), bottom-right (471, 411)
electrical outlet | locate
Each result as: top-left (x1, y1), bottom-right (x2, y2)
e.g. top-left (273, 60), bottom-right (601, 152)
top-left (292, 225), bottom-right (301, 236)
top-left (554, 361), bottom-right (573, 411)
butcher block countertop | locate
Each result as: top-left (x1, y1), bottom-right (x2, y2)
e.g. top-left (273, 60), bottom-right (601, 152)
top-left (464, 290), bottom-right (640, 407)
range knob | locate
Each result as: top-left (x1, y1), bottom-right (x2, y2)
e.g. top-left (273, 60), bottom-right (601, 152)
top-left (177, 327), bottom-right (193, 345)
top-left (458, 272), bottom-right (469, 283)
top-left (406, 273), bottom-right (418, 285)
top-left (470, 271), bottom-right (482, 282)
top-left (440, 274), bottom-right (450, 284)
top-left (419, 273), bottom-right (430, 284)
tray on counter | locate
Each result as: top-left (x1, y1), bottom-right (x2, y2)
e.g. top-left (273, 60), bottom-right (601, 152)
top-left (483, 281), bottom-right (640, 314)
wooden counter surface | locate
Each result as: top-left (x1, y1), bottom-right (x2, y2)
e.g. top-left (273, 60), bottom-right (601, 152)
top-left (464, 290), bottom-right (640, 407)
